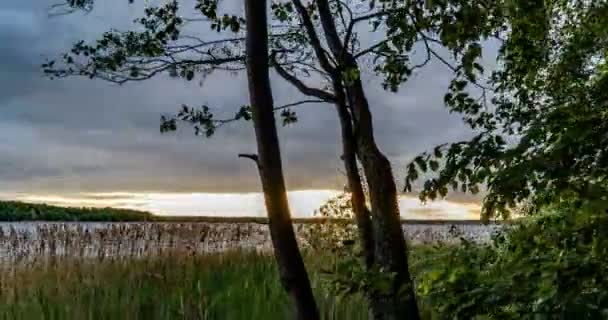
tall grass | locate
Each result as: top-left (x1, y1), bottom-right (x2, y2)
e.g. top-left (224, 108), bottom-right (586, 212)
top-left (0, 220), bottom-right (490, 319)
top-left (0, 251), bottom-right (368, 320)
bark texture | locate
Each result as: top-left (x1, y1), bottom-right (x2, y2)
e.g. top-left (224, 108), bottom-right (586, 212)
top-left (244, 1), bottom-right (320, 319)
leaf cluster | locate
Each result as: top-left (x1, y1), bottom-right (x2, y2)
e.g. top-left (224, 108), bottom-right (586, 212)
top-left (405, 0), bottom-right (608, 219)
top-left (418, 198), bottom-right (608, 319)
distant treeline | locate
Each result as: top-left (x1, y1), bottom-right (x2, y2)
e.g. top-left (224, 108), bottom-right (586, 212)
top-left (0, 201), bottom-right (155, 222)
top-left (0, 200), bottom-right (488, 224)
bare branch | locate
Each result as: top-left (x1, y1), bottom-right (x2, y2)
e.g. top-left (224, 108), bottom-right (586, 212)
top-left (426, 43), bottom-right (492, 92)
top-left (272, 56), bottom-right (336, 102)
top-left (335, 0), bottom-right (352, 35)
top-left (238, 153), bottom-right (260, 168)
top-left (343, 6), bottom-right (406, 51)
top-left (291, 0), bottom-right (337, 74)
top-left (274, 99), bottom-right (327, 111)
top-left (353, 37), bottom-right (394, 59)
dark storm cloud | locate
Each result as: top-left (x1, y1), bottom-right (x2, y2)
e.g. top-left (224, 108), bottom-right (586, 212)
top-left (0, 0), bottom-right (480, 202)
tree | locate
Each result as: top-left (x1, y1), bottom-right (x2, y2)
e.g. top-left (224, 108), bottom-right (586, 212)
top-left (403, 0), bottom-right (608, 219)
top-left (43, 1), bottom-right (394, 317)
top-left (45, 0), bottom-right (510, 318)
top-left (242, 1), bottom-right (319, 318)
top-left (47, 0), bottom-right (320, 317)
top-left (282, 1), bottom-right (420, 317)
top-left (271, 1), bottom-right (502, 317)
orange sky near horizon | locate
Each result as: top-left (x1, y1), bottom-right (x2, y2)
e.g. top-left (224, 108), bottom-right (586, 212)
top-left (0, 190), bottom-right (481, 220)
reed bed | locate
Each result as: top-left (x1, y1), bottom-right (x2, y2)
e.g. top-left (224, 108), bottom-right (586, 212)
top-left (0, 222), bottom-right (498, 266)
top-left (0, 223), bottom-right (273, 266)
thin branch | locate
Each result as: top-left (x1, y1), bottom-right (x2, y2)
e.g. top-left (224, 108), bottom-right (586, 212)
top-left (272, 54), bottom-right (336, 102)
top-left (407, 10), bottom-right (494, 93)
top-left (291, 61), bottom-right (332, 77)
top-left (412, 43), bottom-right (432, 71)
top-left (427, 46), bottom-right (492, 91)
top-left (343, 6), bottom-right (406, 50)
top-left (335, 0), bottom-right (352, 35)
top-left (354, 37), bottom-right (393, 59)
top-left (47, 56), bottom-right (244, 85)
top-left (274, 99), bottom-right (327, 111)
top-left (238, 154), bottom-right (260, 168)
top-left (217, 99), bottom-right (327, 126)
top-left (291, 0), bottom-right (337, 74)
top-left (167, 99), bottom-right (327, 141)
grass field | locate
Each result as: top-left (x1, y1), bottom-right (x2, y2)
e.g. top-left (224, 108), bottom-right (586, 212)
top-left (0, 251), bottom-right (373, 320)
top-left (0, 247), bottom-right (447, 320)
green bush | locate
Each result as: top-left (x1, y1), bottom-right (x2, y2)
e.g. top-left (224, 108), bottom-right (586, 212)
top-left (417, 199), bottom-right (608, 319)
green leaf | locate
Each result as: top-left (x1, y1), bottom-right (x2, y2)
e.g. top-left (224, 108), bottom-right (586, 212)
top-left (415, 157), bottom-right (428, 172)
top-left (430, 160), bottom-right (440, 172)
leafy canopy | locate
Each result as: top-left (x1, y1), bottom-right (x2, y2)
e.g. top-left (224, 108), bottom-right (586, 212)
top-left (46, 0), bottom-right (507, 142)
top-left (405, 0), bottom-right (608, 219)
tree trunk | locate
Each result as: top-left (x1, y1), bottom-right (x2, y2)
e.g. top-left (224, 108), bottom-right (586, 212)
top-left (333, 81), bottom-right (375, 269)
top-left (244, 1), bottom-right (320, 319)
top-left (347, 79), bottom-right (420, 320)
top-left (314, 1), bottom-right (420, 319)
top-left (334, 80), bottom-right (383, 319)
top-left (286, 0), bottom-right (376, 274)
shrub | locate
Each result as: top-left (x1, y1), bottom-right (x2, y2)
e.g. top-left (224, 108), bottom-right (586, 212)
top-left (417, 199), bottom-right (608, 319)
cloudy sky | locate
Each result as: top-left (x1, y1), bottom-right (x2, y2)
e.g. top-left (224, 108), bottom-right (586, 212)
top-left (0, 0), bottom-right (482, 218)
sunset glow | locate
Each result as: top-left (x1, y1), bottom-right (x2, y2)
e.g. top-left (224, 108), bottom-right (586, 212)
top-left (2, 190), bottom-right (480, 220)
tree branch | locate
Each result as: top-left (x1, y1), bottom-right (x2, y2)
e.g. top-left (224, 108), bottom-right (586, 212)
top-left (46, 56), bottom-right (244, 85)
top-left (354, 37), bottom-right (393, 59)
top-left (316, 0), bottom-right (346, 59)
top-left (291, 0), bottom-right (337, 74)
top-left (274, 99), bottom-right (327, 111)
top-left (343, 6), bottom-right (406, 51)
top-left (238, 153), bottom-right (260, 168)
top-left (272, 54), bottom-right (336, 102)
top-left (163, 99), bottom-right (328, 139)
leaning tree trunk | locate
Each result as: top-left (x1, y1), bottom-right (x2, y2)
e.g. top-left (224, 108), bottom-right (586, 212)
top-left (333, 80), bottom-right (375, 269)
top-left (333, 79), bottom-right (382, 319)
top-left (347, 79), bottom-right (420, 320)
top-left (285, 0), bottom-right (376, 274)
top-left (244, 1), bottom-right (320, 319)
top-left (314, 0), bottom-right (421, 319)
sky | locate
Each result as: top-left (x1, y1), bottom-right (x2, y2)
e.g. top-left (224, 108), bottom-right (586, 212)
top-left (0, 0), bottom-right (483, 218)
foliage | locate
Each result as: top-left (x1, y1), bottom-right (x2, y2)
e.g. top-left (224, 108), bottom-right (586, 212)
top-left (300, 193), bottom-right (418, 311)
top-left (405, 0), bottom-right (608, 219)
top-left (300, 193), bottom-right (357, 251)
top-left (417, 199), bottom-right (608, 319)
top-left (8, 194), bottom-right (606, 319)
top-left (45, 0), bottom-right (507, 140)
top-left (0, 201), bottom-right (154, 222)
top-left (302, 195), bottom-right (608, 319)
top-left (43, 0), bottom-right (308, 135)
